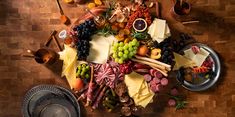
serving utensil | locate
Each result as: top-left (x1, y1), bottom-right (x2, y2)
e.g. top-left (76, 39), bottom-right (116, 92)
top-left (56, 0), bottom-right (70, 25)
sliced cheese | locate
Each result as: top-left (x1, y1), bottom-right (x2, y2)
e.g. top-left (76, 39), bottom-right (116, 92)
top-left (164, 24), bottom-right (171, 38)
top-left (173, 52), bottom-right (196, 70)
top-left (59, 44), bottom-right (78, 89)
top-left (155, 19), bottom-right (166, 39)
top-left (184, 48), bottom-right (196, 60)
top-left (124, 72), bottom-right (154, 108)
top-left (192, 48), bottom-right (210, 66)
top-left (183, 47), bottom-right (210, 67)
top-left (87, 35), bottom-right (113, 64)
top-left (148, 18), bottom-right (171, 43)
top-left (135, 93), bottom-right (154, 108)
top-left (124, 72), bottom-right (144, 97)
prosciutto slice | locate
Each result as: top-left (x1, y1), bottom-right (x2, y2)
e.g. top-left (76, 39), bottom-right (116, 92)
top-left (94, 63), bottom-right (116, 88)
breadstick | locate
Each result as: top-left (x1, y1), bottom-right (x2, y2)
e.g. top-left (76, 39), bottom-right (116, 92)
top-left (131, 58), bottom-right (166, 71)
top-left (135, 55), bottom-right (171, 69)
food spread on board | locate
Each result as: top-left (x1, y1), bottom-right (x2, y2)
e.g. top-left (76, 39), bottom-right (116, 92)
top-left (23, 0), bottom-right (221, 116)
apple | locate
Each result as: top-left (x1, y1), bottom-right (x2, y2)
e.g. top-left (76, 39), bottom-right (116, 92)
top-left (137, 45), bottom-right (149, 56)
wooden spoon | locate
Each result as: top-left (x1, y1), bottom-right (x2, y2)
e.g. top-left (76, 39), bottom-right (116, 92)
top-left (56, 0), bottom-right (70, 25)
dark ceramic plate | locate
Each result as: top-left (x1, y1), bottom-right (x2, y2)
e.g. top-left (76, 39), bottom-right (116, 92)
top-left (22, 85), bottom-right (80, 117)
top-left (176, 43), bottom-right (221, 91)
top-left (32, 95), bottom-right (77, 117)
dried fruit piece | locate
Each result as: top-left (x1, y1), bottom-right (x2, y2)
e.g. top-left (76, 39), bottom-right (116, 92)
top-left (115, 35), bottom-right (125, 41)
top-left (124, 38), bottom-right (131, 44)
top-left (116, 14), bottom-right (126, 23)
top-left (118, 29), bottom-right (125, 38)
top-left (87, 3), bottom-right (96, 9)
top-left (150, 48), bottom-right (161, 59)
top-left (119, 22), bottom-right (126, 29)
top-left (94, 0), bottom-right (102, 5)
top-left (123, 29), bottom-right (130, 35)
top-left (111, 25), bottom-right (119, 32)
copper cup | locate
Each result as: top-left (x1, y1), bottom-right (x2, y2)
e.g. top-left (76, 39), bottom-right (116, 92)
top-left (27, 48), bottom-right (58, 65)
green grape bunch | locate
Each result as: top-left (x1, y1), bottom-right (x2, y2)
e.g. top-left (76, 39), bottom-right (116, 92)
top-left (112, 39), bottom-right (140, 64)
top-left (76, 64), bottom-right (91, 80)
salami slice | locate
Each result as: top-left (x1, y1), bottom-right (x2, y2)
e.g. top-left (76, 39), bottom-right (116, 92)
top-left (152, 77), bottom-right (161, 84)
top-left (144, 74), bottom-right (152, 82)
top-left (160, 78), bottom-right (168, 86)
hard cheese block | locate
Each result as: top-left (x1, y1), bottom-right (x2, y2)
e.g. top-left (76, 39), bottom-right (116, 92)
top-left (124, 72), bottom-right (154, 108)
top-left (87, 35), bottom-right (115, 64)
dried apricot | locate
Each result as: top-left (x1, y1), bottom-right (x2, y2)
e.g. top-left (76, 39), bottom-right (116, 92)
top-left (94, 0), bottom-right (102, 5)
top-left (87, 3), bottom-right (96, 9)
top-left (124, 38), bottom-right (131, 44)
top-left (119, 22), bottom-right (126, 29)
top-left (118, 29), bottom-right (125, 37)
top-left (123, 29), bottom-right (130, 35)
top-left (111, 25), bottom-right (119, 32)
top-left (115, 35), bottom-right (125, 41)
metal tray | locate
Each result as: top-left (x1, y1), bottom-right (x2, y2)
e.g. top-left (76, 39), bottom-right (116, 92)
top-left (176, 43), bottom-right (221, 91)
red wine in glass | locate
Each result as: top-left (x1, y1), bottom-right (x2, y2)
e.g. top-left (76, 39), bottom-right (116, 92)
top-left (174, 0), bottom-right (191, 15)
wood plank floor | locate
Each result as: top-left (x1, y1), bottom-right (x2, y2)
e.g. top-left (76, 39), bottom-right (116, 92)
top-left (0, 0), bottom-right (235, 117)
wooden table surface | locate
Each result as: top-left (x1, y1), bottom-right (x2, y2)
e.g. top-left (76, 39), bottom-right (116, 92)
top-left (0, 0), bottom-right (235, 117)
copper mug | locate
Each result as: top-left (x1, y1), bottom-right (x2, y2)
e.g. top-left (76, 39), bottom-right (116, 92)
top-left (26, 48), bottom-right (59, 65)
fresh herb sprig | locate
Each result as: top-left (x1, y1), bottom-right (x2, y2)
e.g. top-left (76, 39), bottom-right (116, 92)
top-left (131, 29), bottom-right (149, 40)
top-left (96, 24), bottom-right (117, 37)
top-left (168, 94), bottom-right (188, 110)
